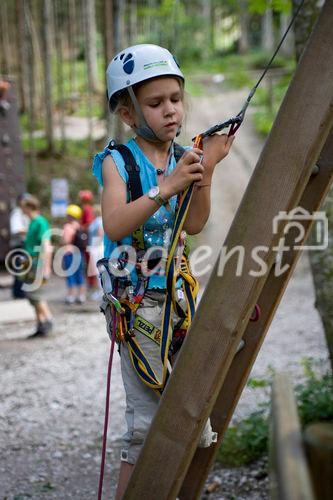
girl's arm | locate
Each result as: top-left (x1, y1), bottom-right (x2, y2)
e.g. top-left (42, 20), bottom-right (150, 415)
top-left (183, 134), bottom-right (234, 235)
top-left (102, 149), bottom-right (204, 241)
top-left (102, 157), bottom-right (160, 241)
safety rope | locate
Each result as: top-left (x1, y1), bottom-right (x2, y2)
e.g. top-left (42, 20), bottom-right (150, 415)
top-left (97, 304), bottom-right (117, 500)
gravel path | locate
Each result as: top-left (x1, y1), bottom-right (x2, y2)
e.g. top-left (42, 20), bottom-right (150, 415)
top-left (0, 86), bottom-right (329, 499)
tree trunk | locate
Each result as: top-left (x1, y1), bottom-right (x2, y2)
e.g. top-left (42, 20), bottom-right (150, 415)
top-left (293, 0), bottom-right (322, 60)
top-left (128, 0), bottom-right (137, 46)
top-left (113, 0), bottom-right (124, 143)
top-left (84, 0), bottom-right (95, 155)
top-left (29, 0), bottom-right (44, 119)
top-left (85, 0), bottom-right (98, 93)
top-left (41, 0), bottom-right (55, 154)
top-left (23, 0), bottom-right (36, 181)
top-left (292, 0), bottom-right (333, 370)
top-left (262, 6), bottom-right (274, 52)
top-left (16, 0), bottom-right (28, 112)
top-left (103, 0), bottom-right (114, 134)
top-left (0, 1), bottom-right (11, 75)
top-left (114, 0), bottom-right (124, 53)
top-left (54, 0), bottom-right (66, 153)
top-left (68, 0), bottom-right (78, 108)
top-left (239, 2), bottom-right (250, 54)
top-left (202, 0), bottom-right (214, 54)
top-left (280, 12), bottom-right (294, 57)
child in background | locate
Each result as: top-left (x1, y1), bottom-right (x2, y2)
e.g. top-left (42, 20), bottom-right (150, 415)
top-left (62, 204), bottom-right (86, 304)
top-left (93, 44), bottom-right (234, 498)
top-left (87, 204), bottom-right (104, 300)
top-left (78, 190), bottom-right (96, 291)
top-left (9, 193), bottom-right (30, 299)
top-left (21, 196), bottom-right (53, 338)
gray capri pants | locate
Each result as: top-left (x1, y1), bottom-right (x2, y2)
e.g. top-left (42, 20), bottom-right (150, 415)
top-left (117, 290), bottom-right (217, 465)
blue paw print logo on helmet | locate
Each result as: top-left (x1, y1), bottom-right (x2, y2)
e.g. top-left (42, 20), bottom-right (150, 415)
top-left (119, 52), bottom-right (134, 75)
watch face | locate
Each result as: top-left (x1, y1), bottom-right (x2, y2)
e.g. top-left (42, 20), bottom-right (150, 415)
top-left (149, 187), bottom-right (159, 198)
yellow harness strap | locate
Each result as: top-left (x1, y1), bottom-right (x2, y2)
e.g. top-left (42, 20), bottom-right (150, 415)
top-left (123, 183), bottom-right (198, 394)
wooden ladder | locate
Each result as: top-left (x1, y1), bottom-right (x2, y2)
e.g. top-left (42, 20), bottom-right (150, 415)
top-left (124, 1), bottom-right (333, 498)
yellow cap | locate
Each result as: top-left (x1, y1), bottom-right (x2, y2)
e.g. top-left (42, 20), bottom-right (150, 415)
top-left (66, 204), bottom-right (82, 220)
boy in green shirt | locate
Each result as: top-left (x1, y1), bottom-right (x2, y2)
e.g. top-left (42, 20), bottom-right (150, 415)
top-left (21, 196), bottom-right (53, 338)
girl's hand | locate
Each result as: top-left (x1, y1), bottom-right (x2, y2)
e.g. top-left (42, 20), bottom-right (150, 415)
top-left (160, 148), bottom-right (204, 198)
top-left (202, 133), bottom-right (234, 171)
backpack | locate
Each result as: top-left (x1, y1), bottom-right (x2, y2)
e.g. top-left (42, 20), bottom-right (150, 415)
top-left (73, 228), bottom-right (88, 252)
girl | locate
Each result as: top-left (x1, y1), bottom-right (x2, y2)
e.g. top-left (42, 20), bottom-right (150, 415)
top-left (62, 204), bottom-right (86, 304)
top-left (92, 44), bottom-right (234, 498)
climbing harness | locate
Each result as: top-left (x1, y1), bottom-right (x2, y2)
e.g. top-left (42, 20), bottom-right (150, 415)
top-left (192, 0), bottom-right (305, 144)
top-left (98, 141), bottom-right (198, 394)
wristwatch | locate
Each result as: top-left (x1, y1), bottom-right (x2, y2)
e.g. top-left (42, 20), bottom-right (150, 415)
top-left (148, 186), bottom-right (171, 211)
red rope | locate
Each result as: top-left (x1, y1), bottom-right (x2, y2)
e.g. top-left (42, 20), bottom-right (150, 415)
top-left (98, 306), bottom-right (117, 500)
top-left (250, 304), bottom-right (261, 322)
top-left (228, 121), bottom-right (242, 137)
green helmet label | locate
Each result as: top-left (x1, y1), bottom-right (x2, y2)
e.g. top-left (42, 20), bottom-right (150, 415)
top-left (144, 60), bottom-right (168, 70)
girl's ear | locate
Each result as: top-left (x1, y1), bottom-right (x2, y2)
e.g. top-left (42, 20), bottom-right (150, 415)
top-left (118, 106), bottom-right (136, 128)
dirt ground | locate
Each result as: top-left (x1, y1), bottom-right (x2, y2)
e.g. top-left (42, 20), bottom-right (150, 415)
top-left (0, 85), bottom-right (329, 499)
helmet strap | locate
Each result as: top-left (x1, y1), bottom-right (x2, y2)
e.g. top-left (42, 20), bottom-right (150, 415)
top-left (127, 86), bottom-right (162, 143)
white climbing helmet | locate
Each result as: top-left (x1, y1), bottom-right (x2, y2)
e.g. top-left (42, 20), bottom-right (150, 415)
top-left (106, 44), bottom-right (184, 112)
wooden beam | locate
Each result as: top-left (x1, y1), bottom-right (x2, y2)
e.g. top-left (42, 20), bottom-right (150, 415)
top-left (179, 126), bottom-right (333, 499)
top-left (304, 422), bottom-right (333, 500)
top-left (125, 1), bottom-right (333, 498)
top-left (270, 373), bottom-right (315, 500)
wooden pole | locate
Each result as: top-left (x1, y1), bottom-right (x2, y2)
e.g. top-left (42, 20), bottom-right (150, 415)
top-left (179, 127), bottom-right (333, 499)
top-left (270, 373), bottom-right (315, 500)
top-left (304, 422), bottom-right (333, 500)
top-left (125, 1), bottom-right (333, 498)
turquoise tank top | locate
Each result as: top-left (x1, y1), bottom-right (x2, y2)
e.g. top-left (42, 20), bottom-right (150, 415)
top-left (92, 138), bottom-right (181, 289)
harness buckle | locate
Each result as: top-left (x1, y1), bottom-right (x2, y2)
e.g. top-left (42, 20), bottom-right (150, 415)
top-left (124, 328), bottom-right (136, 342)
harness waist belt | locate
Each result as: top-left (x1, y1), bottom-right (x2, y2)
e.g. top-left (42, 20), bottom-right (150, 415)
top-left (133, 314), bottom-right (162, 345)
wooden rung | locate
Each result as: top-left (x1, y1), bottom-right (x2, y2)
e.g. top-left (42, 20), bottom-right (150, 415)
top-left (270, 373), bottom-right (315, 500)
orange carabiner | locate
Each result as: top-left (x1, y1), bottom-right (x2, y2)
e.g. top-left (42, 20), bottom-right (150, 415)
top-left (193, 134), bottom-right (203, 150)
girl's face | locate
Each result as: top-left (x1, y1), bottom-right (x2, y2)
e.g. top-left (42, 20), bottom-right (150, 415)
top-left (134, 77), bottom-right (184, 142)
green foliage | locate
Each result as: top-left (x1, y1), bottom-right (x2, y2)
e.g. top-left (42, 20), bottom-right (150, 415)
top-left (249, 51), bottom-right (290, 70)
top-left (216, 410), bottom-right (269, 467)
top-left (183, 52), bottom-right (255, 89)
top-left (252, 68), bottom-right (294, 137)
top-left (253, 110), bottom-right (275, 136)
top-left (249, 0), bottom-right (291, 14)
top-left (295, 358), bottom-right (333, 426)
top-left (21, 137), bottom-right (91, 158)
top-left (22, 137), bottom-right (98, 221)
top-left (247, 377), bottom-right (270, 389)
top-left (216, 359), bottom-right (333, 467)
top-left (40, 482), bottom-right (55, 492)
